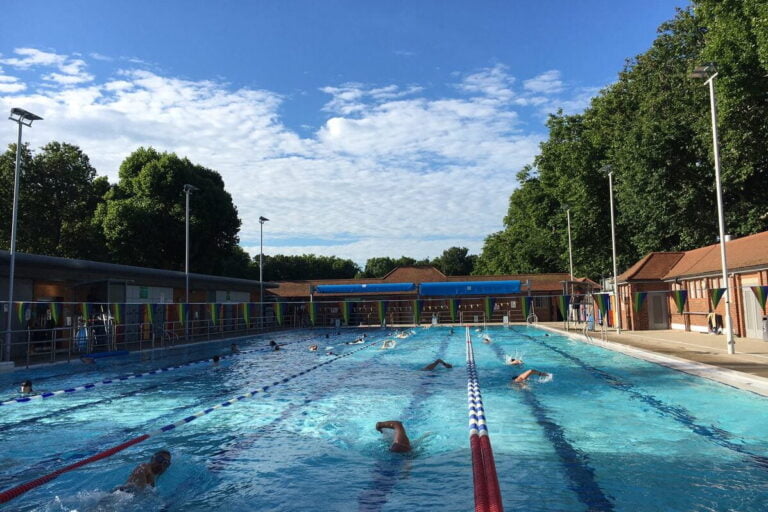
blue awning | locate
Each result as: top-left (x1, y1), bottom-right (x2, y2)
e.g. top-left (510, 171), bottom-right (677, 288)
top-left (315, 283), bottom-right (416, 294)
top-left (419, 281), bottom-right (521, 296)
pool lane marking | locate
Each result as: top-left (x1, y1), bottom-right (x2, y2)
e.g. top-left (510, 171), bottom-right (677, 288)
top-left (516, 329), bottom-right (768, 471)
top-left (0, 336), bottom-right (313, 407)
top-left (483, 340), bottom-right (615, 511)
top-left (0, 340), bottom-right (379, 505)
top-left (467, 328), bottom-right (504, 512)
top-left (356, 330), bottom-right (453, 512)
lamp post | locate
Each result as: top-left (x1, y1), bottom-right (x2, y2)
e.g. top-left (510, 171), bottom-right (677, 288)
top-left (259, 216), bottom-right (269, 329)
top-left (601, 165), bottom-right (622, 334)
top-left (4, 108), bottom-right (43, 362)
top-left (183, 184), bottom-right (198, 341)
top-left (690, 63), bottom-right (735, 354)
top-left (562, 205), bottom-right (574, 327)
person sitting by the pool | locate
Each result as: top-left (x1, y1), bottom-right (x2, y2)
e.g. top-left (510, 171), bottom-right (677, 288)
top-left (212, 355), bottom-right (221, 366)
top-left (80, 356), bottom-right (96, 364)
top-left (375, 420), bottom-right (411, 453)
top-left (512, 369), bottom-right (549, 383)
top-left (421, 358), bottom-right (452, 370)
top-left (309, 344), bottom-right (318, 351)
top-left (20, 380), bottom-right (33, 394)
top-left (117, 450), bottom-right (172, 492)
top-left (505, 355), bottom-right (524, 366)
top-left (230, 343), bottom-right (240, 354)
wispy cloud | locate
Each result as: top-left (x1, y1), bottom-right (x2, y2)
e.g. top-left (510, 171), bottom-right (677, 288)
top-left (523, 69), bottom-right (564, 94)
top-left (0, 49), bottom-right (597, 263)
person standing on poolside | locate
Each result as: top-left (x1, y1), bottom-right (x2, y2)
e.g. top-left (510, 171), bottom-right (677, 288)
top-left (375, 421), bottom-right (411, 452)
top-left (117, 450), bottom-right (172, 492)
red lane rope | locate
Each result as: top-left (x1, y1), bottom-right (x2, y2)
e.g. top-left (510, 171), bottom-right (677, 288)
top-left (471, 434), bottom-right (490, 512)
top-left (480, 435), bottom-right (503, 512)
top-left (0, 434), bottom-right (150, 504)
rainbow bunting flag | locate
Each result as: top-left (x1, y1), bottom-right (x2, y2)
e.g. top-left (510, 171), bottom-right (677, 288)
top-left (274, 302), bottom-right (283, 326)
top-left (50, 303), bottom-right (62, 325)
top-left (709, 288), bottom-right (726, 310)
top-left (208, 303), bottom-right (218, 325)
top-left (143, 303), bottom-right (154, 324)
top-left (308, 302), bottom-right (317, 326)
top-left (178, 303), bottom-right (188, 326)
top-left (594, 294), bottom-right (611, 316)
top-left (751, 286), bottom-right (768, 310)
top-left (109, 303), bottom-right (123, 324)
top-left (448, 299), bottom-right (458, 322)
top-left (671, 290), bottom-right (687, 314)
top-left (80, 302), bottom-right (92, 319)
top-left (377, 301), bottom-right (388, 324)
top-left (412, 299), bottom-right (422, 324)
top-left (633, 292), bottom-right (647, 313)
top-left (483, 297), bottom-right (495, 319)
top-left (556, 295), bottom-right (571, 319)
top-left (340, 301), bottom-right (351, 325)
top-left (240, 303), bottom-right (250, 327)
top-left (521, 296), bottom-right (533, 319)
top-left (15, 302), bottom-right (27, 324)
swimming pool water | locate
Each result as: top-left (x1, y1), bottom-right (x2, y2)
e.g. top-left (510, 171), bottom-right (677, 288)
top-left (0, 326), bottom-right (767, 511)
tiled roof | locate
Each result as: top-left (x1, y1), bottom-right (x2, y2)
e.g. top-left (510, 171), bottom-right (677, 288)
top-left (266, 267), bottom-right (587, 298)
top-left (617, 252), bottom-right (685, 283)
top-left (664, 230), bottom-right (768, 279)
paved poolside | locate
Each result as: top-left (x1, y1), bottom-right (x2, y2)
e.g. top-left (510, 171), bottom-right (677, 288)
top-left (538, 322), bottom-right (768, 395)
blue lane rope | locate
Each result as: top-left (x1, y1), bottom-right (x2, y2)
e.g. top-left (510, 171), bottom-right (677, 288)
top-left (0, 336), bottom-right (313, 407)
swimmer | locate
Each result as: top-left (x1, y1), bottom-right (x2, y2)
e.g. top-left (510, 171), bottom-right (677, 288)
top-left (309, 344), bottom-right (318, 351)
top-left (505, 355), bottom-right (524, 366)
top-left (212, 355), bottom-right (221, 366)
top-left (326, 351), bottom-right (336, 356)
top-left (375, 420), bottom-right (411, 453)
top-left (273, 344), bottom-right (281, 351)
top-left (512, 369), bottom-right (549, 383)
top-left (230, 343), bottom-right (240, 354)
top-left (116, 450), bottom-right (172, 492)
top-left (80, 356), bottom-right (96, 364)
top-left (482, 335), bottom-right (492, 344)
top-left (269, 340), bottom-right (277, 347)
top-left (381, 339), bottom-right (397, 350)
top-left (20, 380), bottom-right (33, 394)
top-left (449, 328), bottom-right (454, 335)
top-left (421, 359), bottom-right (452, 370)
top-left (325, 333), bottom-right (330, 339)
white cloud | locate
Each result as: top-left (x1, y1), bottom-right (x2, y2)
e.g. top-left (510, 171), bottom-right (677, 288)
top-left (523, 70), bottom-right (564, 94)
top-left (1, 48), bottom-right (94, 85)
top-left (0, 50), bottom-right (599, 264)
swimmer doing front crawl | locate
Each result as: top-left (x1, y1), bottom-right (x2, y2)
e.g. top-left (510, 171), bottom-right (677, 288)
top-left (115, 450), bottom-right (172, 493)
top-left (375, 420), bottom-right (411, 452)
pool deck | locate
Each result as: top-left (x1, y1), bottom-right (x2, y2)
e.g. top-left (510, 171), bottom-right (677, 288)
top-left (536, 322), bottom-right (768, 397)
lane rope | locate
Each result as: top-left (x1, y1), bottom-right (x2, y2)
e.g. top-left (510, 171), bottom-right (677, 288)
top-left (0, 339), bottom-right (377, 505)
top-left (0, 336), bottom-right (313, 407)
top-left (466, 327), bottom-right (504, 512)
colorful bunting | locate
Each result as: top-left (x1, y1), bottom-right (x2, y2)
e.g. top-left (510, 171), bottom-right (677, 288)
top-left (15, 302), bottom-right (27, 324)
top-left (521, 296), bottom-right (533, 319)
top-left (340, 301), bottom-right (351, 325)
top-left (412, 299), bottom-right (423, 324)
top-left (483, 297), bottom-right (495, 319)
top-left (241, 303), bottom-right (251, 327)
top-left (556, 295), bottom-right (571, 319)
top-left (448, 299), bottom-right (458, 322)
top-left (308, 302), bottom-right (317, 326)
top-left (671, 290), bottom-right (687, 314)
top-left (751, 286), bottom-right (768, 310)
top-left (178, 303), bottom-right (188, 326)
top-left (709, 288), bottom-right (726, 310)
top-left (593, 294), bottom-right (611, 316)
top-left (274, 302), bottom-right (283, 326)
top-left (208, 303), bottom-right (218, 325)
top-left (633, 292), bottom-right (647, 313)
top-left (80, 302), bottom-right (92, 319)
top-left (377, 301), bottom-right (388, 324)
top-left (50, 302), bottom-right (62, 325)
top-left (109, 303), bottom-right (122, 324)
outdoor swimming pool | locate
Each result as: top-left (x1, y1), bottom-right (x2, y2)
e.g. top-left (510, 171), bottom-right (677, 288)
top-left (0, 326), bottom-right (767, 511)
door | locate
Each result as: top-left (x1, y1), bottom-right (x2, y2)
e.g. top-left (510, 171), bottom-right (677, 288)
top-left (648, 293), bottom-right (668, 329)
top-left (743, 288), bottom-right (763, 339)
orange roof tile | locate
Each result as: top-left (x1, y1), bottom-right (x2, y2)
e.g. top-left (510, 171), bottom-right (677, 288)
top-left (664, 231), bottom-right (768, 279)
top-left (618, 252), bottom-right (685, 283)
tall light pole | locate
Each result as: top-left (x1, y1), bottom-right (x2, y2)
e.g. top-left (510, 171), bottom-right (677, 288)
top-left (183, 184), bottom-right (198, 341)
top-left (601, 165), bottom-right (622, 334)
top-left (259, 216), bottom-right (269, 329)
top-left (4, 108), bottom-right (43, 362)
top-left (562, 205), bottom-right (574, 326)
top-left (690, 63), bottom-right (735, 354)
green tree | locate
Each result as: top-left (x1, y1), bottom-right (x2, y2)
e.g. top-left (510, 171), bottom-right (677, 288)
top-left (432, 246), bottom-right (476, 276)
top-left (0, 142), bottom-right (109, 259)
top-left (94, 147), bottom-right (243, 276)
top-left (262, 254), bottom-right (359, 280)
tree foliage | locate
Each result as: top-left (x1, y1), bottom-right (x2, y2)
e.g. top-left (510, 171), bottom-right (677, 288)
top-left (476, 3), bottom-right (768, 279)
top-left (0, 142), bottom-right (109, 259)
top-left (262, 254), bottom-right (360, 281)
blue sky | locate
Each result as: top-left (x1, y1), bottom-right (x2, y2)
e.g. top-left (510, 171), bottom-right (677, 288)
top-left (1, 0), bottom-right (689, 264)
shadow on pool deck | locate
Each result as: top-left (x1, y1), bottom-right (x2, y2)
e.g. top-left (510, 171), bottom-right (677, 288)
top-left (534, 322), bottom-right (768, 395)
